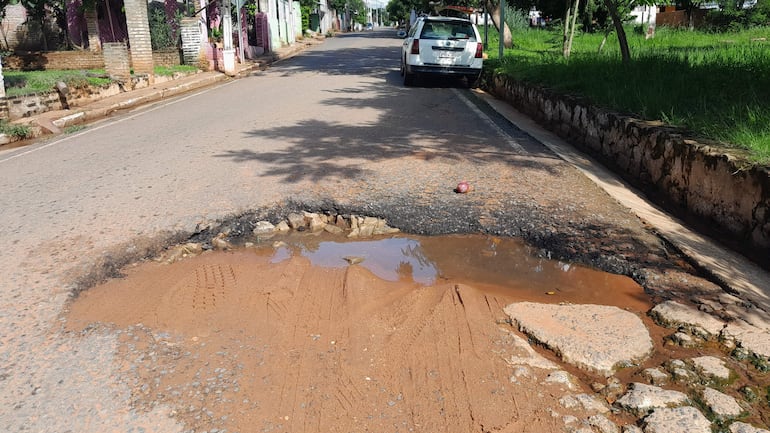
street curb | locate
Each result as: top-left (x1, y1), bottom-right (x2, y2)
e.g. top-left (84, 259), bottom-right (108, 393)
top-left (71, 73), bottom-right (231, 126)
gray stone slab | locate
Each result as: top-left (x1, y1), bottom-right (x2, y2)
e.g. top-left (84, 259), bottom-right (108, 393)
top-left (559, 393), bottom-right (610, 414)
top-left (701, 387), bottom-right (743, 419)
top-left (642, 406), bottom-right (712, 433)
top-left (616, 383), bottom-right (689, 417)
top-left (504, 302), bottom-right (653, 377)
top-left (730, 421), bottom-right (770, 433)
top-left (691, 356), bottom-right (731, 381)
top-left (723, 321), bottom-right (770, 359)
top-left (650, 301), bottom-right (725, 339)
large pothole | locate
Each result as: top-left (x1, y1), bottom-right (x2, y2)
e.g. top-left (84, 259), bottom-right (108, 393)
top-left (63, 211), bottom-right (770, 433)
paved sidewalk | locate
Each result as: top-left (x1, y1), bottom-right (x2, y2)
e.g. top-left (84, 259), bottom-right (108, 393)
top-left (1, 38), bottom-right (320, 144)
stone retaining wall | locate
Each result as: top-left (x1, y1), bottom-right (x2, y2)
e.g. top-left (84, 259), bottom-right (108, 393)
top-left (3, 73), bottom-right (188, 120)
top-left (484, 73), bottom-right (770, 264)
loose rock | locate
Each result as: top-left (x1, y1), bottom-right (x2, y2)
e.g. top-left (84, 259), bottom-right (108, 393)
top-left (252, 221), bottom-right (276, 236)
top-left (667, 332), bottom-right (698, 348)
top-left (723, 320), bottom-right (770, 362)
top-left (504, 302), bottom-right (653, 376)
top-left (303, 212), bottom-right (326, 232)
top-left (642, 406), bottom-right (711, 433)
top-left (559, 394), bottom-right (610, 414)
top-left (641, 368), bottom-right (669, 386)
top-left (323, 224), bottom-right (344, 235)
top-left (286, 213), bottom-right (305, 229)
top-left (615, 383), bottom-right (689, 417)
top-left (650, 301), bottom-right (725, 340)
top-left (544, 370), bottom-right (578, 390)
top-left (588, 414), bottom-right (619, 433)
top-left (729, 421), bottom-right (770, 433)
top-left (701, 387), bottom-right (743, 419)
top-left (691, 356), bottom-right (731, 381)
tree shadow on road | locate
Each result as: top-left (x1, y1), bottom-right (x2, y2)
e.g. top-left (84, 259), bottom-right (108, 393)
top-left (217, 47), bottom-right (561, 184)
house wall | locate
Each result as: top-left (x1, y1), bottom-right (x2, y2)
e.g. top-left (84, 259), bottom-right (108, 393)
top-left (293, 1), bottom-right (302, 38)
top-left (484, 72), bottom-right (770, 265)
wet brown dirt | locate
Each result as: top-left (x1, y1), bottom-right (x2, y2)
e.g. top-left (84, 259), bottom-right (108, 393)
top-left (63, 232), bottom-right (702, 433)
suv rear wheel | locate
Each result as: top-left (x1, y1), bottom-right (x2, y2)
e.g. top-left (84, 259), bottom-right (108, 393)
top-left (403, 69), bottom-right (416, 86)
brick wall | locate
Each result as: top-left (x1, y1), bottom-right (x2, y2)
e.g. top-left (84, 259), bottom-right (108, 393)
top-left (153, 48), bottom-right (182, 67)
top-left (124, 0), bottom-right (155, 80)
top-left (655, 9), bottom-right (707, 28)
top-left (103, 42), bottom-right (131, 83)
top-left (2, 51), bottom-right (105, 71)
top-left (7, 92), bottom-right (64, 119)
top-left (2, 49), bottom-right (180, 71)
top-left (180, 18), bottom-right (203, 65)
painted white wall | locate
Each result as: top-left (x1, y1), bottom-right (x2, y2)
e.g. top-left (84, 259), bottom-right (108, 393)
top-left (630, 5), bottom-right (658, 25)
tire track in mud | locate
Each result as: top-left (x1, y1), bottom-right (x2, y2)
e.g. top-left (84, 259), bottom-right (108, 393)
top-left (66, 250), bottom-right (604, 433)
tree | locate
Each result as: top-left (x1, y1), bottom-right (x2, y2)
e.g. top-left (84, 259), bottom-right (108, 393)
top-left (600, 0), bottom-right (654, 64)
top-left (19, 0), bottom-right (53, 50)
top-left (678, 0), bottom-right (704, 28)
top-left (387, 0), bottom-right (417, 23)
top-left (602, 0), bottom-right (630, 63)
top-left (485, 0), bottom-right (512, 48)
top-left (563, 0), bottom-right (580, 57)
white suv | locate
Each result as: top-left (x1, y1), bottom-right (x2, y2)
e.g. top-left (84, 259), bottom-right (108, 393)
top-left (400, 16), bottom-right (484, 87)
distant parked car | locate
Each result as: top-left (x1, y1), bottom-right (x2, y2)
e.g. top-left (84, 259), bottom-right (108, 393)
top-left (399, 16), bottom-right (484, 87)
top-left (396, 29), bottom-right (407, 38)
top-left (365, 22), bottom-right (373, 30)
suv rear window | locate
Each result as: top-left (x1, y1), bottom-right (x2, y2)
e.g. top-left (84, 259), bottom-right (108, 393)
top-left (419, 21), bottom-right (477, 41)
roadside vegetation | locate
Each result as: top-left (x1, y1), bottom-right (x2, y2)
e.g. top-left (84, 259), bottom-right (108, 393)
top-left (0, 119), bottom-right (31, 138)
top-left (2, 65), bottom-right (199, 98)
top-left (480, 11), bottom-right (770, 162)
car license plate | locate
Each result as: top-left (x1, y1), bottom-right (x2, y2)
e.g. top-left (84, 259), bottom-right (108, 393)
top-left (437, 51), bottom-right (455, 59)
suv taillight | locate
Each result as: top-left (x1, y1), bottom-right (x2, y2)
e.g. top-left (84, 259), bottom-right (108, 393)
top-left (475, 43), bottom-right (483, 58)
top-left (410, 39), bottom-right (420, 55)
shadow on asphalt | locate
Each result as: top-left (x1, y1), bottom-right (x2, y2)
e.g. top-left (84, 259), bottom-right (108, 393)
top-left (218, 74), bottom-right (558, 183)
top-left (217, 35), bottom-right (558, 184)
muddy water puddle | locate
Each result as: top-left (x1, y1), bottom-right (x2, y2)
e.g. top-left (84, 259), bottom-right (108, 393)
top-left (267, 232), bottom-right (650, 310)
top-left (66, 233), bottom-right (748, 433)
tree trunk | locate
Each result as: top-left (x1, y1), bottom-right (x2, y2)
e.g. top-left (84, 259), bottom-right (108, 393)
top-left (562, 4), bottom-right (571, 57)
top-left (597, 27), bottom-right (611, 52)
top-left (568, 0), bottom-right (580, 53)
top-left (602, 0), bottom-right (630, 64)
top-left (563, 0), bottom-right (580, 58)
top-left (484, 0), bottom-right (512, 48)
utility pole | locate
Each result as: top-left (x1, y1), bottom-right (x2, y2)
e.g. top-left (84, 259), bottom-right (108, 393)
top-left (0, 57), bottom-right (5, 99)
top-left (222, 0), bottom-right (236, 75)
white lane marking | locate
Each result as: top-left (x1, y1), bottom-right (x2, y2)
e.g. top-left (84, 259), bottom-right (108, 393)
top-left (452, 88), bottom-right (523, 153)
top-left (0, 80), bottom-right (236, 165)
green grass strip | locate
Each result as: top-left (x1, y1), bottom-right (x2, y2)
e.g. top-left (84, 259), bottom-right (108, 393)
top-left (483, 26), bottom-right (770, 162)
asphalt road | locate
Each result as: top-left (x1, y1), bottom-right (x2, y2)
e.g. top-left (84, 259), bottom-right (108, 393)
top-left (0, 30), bottom-right (721, 432)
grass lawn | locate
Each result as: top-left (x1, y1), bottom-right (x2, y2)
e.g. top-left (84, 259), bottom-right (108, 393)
top-left (482, 26), bottom-right (770, 162)
top-left (2, 64), bottom-right (199, 98)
